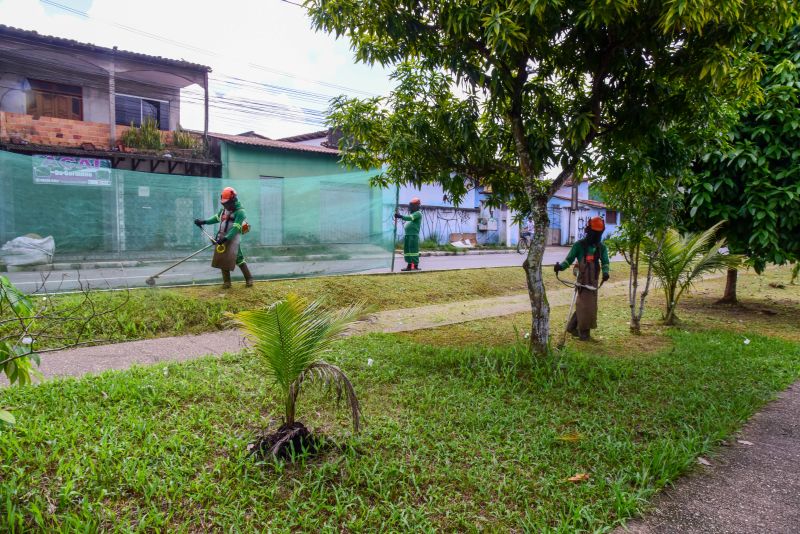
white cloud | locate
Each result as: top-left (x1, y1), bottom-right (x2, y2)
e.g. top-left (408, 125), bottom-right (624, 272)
top-left (0, 0), bottom-right (392, 137)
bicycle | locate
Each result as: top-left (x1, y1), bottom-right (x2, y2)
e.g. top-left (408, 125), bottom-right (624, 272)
top-left (516, 231), bottom-right (532, 254)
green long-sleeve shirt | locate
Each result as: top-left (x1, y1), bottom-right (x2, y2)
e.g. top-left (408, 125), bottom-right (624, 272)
top-left (202, 199), bottom-right (247, 241)
top-left (559, 240), bottom-right (610, 274)
top-left (402, 211), bottom-right (422, 235)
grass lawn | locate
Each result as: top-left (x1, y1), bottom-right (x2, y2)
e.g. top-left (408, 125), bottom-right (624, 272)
top-left (1, 264), bottom-right (631, 349)
top-left (1, 266), bottom-right (798, 532)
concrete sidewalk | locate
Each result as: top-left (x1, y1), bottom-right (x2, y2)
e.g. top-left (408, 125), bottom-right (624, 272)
top-left (618, 382), bottom-right (800, 534)
top-left (28, 285), bottom-right (588, 381)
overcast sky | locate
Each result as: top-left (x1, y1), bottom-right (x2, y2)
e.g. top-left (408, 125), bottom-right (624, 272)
top-left (0, 0), bottom-right (393, 138)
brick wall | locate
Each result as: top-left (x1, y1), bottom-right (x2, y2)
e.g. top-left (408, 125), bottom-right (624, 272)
top-left (0, 112), bottom-right (174, 150)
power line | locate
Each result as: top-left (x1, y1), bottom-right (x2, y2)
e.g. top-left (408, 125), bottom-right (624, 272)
top-left (0, 36), bottom-right (342, 130)
top-left (278, 0), bottom-right (305, 7)
top-left (38, 0), bottom-right (381, 97)
top-left (38, 0), bottom-right (217, 56)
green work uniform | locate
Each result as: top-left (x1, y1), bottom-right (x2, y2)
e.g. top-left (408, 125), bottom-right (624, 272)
top-left (558, 241), bottom-right (610, 275)
top-left (401, 211), bottom-right (422, 265)
top-left (203, 199), bottom-right (247, 266)
top-left (559, 240), bottom-right (610, 333)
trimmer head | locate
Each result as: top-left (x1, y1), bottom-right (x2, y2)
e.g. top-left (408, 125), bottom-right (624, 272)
top-left (145, 277), bottom-right (156, 286)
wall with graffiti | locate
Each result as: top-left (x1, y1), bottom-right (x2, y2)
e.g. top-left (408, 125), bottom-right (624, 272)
top-left (393, 204), bottom-right (479, 244)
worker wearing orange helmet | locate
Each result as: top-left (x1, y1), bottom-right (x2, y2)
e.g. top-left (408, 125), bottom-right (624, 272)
top-left (553, 216), bottom-right (610, 340)
top-left (195, 186), bottom-right (253, 288)
top-left (394, 197), bottom-right (422, 271)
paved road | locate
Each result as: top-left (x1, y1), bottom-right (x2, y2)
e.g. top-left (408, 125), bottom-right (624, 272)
top-left (6, 248), bottom-right (586, 293)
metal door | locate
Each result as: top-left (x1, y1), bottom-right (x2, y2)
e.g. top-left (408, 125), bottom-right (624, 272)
top-left (260, 177), bottom-right (283, 245)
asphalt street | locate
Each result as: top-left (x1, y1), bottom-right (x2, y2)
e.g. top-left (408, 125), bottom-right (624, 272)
top-left (5, 247), bottom-right (595, 293)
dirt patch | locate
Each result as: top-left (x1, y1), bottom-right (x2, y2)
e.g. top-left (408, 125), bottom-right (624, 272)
top-left (679, 296), bottom-right (800, 343)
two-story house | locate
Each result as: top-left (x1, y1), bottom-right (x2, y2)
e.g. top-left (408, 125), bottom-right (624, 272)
top-left (0, 24), bottom-right (218, 177)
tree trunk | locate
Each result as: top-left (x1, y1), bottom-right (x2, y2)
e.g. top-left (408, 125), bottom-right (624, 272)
top-left (629, 243), bottom-right (640, 334)
top-left (717, 268), bottom-right (738, 304)
top-left (286, 386), bottom-right (297, 427)
top-left (523, 198), bottom-right (551, 356)
top-left (664, 304), bottom-right (678, 326)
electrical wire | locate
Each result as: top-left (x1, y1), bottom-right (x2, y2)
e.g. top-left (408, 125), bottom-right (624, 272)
top-left (37, 0), bottom-right (380, 97)
top-left (0, 42), bottom-right (336, 129)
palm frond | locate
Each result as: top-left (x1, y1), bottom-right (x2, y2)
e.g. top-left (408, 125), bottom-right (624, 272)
top-left (646, 222), bottom-right (739, 323)
top-left (291, 361), bottom-right (361, 433)
top-left (231, 294), bottom-right (365, 429)
top-left (233, 295), bottom-right (363, 390)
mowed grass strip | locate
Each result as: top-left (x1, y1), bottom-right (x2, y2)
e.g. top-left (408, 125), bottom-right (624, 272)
top-left (0, 267), bottom-right (530, 348)
top-left (1, 324), bottom-right (798, 530)
top-left (0, 264), bottom-right (631, 349)
top-left (398, 265), bottom-right (799, 351)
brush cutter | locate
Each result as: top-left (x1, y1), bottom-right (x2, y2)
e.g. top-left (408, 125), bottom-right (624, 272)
top-left (198, 226), bottom-right (228, 254)
top-left (144, 227), bottom-right (221, 286)
top-left (555, 267), bottom-right (603, 349)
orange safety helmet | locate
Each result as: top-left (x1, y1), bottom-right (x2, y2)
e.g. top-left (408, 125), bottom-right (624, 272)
top-left (220, 187), bottom-right (237, 203)
top-left (588, 216), bottom-right (605, 232)
top-left (409, 197), bottom-right (421, 205)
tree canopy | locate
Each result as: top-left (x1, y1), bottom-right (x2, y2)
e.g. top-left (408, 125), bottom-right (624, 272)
top-left (308, 0), bottom-right (798, 354)
top-left (688, 26), bottom-right (800, 272)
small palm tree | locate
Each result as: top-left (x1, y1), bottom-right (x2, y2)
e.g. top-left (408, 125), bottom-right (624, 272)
top-left (232, 294), bottom-right (364, 445)
top-left (648, 222), bottom-right (741, 325)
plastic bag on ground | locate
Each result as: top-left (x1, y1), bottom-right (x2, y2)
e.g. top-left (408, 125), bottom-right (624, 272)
top-left (1, 235), bottom-right (55, 266)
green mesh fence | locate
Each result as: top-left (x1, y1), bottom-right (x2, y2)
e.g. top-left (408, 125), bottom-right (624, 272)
top-left (0, 150), bottom-right (396, 292)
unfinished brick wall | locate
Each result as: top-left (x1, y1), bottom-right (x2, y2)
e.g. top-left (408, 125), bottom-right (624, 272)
top-left (0, 112), bottom-right (174, 150)
top-left (0, 112), bottom-right (112, 149)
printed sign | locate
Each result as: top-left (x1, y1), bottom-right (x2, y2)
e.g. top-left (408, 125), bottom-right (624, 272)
top-left (33, 155), bottom-right (112, 186)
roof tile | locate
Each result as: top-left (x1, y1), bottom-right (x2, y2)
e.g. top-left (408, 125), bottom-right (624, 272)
top-left (208, 132), bottom-right (340, 155)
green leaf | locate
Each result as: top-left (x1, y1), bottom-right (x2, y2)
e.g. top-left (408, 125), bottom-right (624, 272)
top-left (0, 409), bottom-right (15, 426)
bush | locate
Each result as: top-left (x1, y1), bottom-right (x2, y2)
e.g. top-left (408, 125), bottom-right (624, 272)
top-left (172, 125), bottom-right (199, 149)
top-left (121, 118), bottom-right (164, 150)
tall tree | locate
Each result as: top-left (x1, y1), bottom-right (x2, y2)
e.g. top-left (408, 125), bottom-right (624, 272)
top-left (688, 26), bottom-right (800, 303)
top-left (600, 132), bottom-right (688, 334)
top-left (308, 0), bottom-right (797, 355)
top-left (600, 102), bottom-right (735, 333)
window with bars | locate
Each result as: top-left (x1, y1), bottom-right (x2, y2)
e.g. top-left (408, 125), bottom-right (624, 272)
top-left (115, 94), bottom-right (170, 130)
top-left (26, 79), bottom-right (83, 121)
top-left (605, 210), bottom-right (618, 225)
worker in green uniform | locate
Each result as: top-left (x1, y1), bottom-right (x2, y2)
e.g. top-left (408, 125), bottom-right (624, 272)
top-left (553, 216), bottom-right (610, 340)
top-left (195, 186), bottom-right (254, 288)
top-left (394, 197), bottom-right (422, 271)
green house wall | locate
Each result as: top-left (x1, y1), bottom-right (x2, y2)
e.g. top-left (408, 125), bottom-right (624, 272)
top-left (218, 142), bottom-right (387, 248)
top-left (220, 142), bottom-right (351, 180)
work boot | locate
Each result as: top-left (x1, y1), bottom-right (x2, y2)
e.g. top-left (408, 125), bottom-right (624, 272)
top-left (412, 263), bottom-right (421, 271)
top-left (239, 263), bottom-right (254, 287)
top-left (566, 313), bottom-right (579, 337)
top-left (401, 263), bottom-right (413, 271)
top-left (568, 327), bottom-right (580, 338)
top-left (221, 269), bottom-right (232, 289)
top-left (578, 329), bottom-right (591, 341)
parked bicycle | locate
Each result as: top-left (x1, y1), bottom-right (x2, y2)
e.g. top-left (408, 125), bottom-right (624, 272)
top-left (517, 231), bottom-right (532, 254)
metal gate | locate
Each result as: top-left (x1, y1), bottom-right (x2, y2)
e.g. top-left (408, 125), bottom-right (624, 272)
top-left (260, 176), bottom-right (283, 245)
top-left (547, 206), bottom-right (562, 245)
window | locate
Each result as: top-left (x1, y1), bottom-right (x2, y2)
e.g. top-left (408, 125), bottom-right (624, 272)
top-left (115, 94), bottom-right (170, 130)
top-left (605, 210), bottom-right (618, 225)
top-left (26, 79), bottom-right (83, 121)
